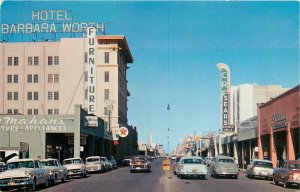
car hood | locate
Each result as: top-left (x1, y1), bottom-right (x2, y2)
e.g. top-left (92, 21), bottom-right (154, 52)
top-left (0, 168), bottom-right (31, 179)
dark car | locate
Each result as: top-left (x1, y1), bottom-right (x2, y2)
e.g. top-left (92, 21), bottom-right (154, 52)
top-left (121, 156), bottom-right (132, 166)
top-left (129, 156), bottom-right (151, 173)
top-left (273, 160), bottom-right (300, 188)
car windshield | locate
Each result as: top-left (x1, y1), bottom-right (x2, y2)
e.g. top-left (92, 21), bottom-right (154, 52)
top-left (87, 158), bottom-right (100, 162)
top-left (176, 157), bottom-right (181, 162)
top-left (132, 157), bottom-right (147, 162)
top-left (64, 159), bottom-right (81, 164)
top-left (41, 160), bottom-right (56, 166)
top-left (100, 157), bottom-right (106, 161)
top-left (6, 161), bottom-right (35, 169)
top-left (182, 158), bottom-right (202, 164)
top-left (253, 161), bottom-right (272, 168)
top-left (218, 159), bottom-right (234, 163)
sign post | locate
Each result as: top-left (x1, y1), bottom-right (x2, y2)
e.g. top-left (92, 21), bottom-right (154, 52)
top-left (163, 159), bottom-right (170, 179)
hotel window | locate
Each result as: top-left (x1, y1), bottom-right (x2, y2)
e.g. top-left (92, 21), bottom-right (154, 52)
top-left (7, 75), bottom-right (12, 83)
top-left (28, 92), bottom-right (38, 100)
top-left (8, 109), bottom-right (18, 115)
top-left (28, 109), bottom-right (38, 115)
top-left (28, 74), bottom-right (38, 83)
top-left (104, 107), bottom-right (108, 115)
top-left (54, 109), bottom-right (59, 114)
top-left (54, 56), bottom-right (59, 65)
top-left (104, 89), bottom-right (109, 100)
top-left (48, 109), bottom-right (58, 115)
top-left (48, 91), bottom-right (59, 100)
top-left (48, 109), bottom-right (53, 115)
top-left (104, 71), bottom-right (109, 82)
top-left (7, 92), bottom-right (12, 100)
top-left (34, 56), bottom-right (39, 65)
top-left (28, 57), bottom-right (33, 65)
top-left (7, 75), bottom-right (18, 83)
top-left (104, 52), bottom-right (109, 63)
top-left (34, 74), bottom-right (38, 83)
top-left (14, 75), bottom-right (18, 83)
top-left (14, 57), bottom-right (19, 66)
top-left (54, 74), bottom-right (59, 83)
top-left (48, 56), bottom-right (53, 65)
top-left (8, 57), bottom-right (12, 66)
top-left (13, 92), bottom-right (18, 100)
top-left (48, 74), bottom-right (53, 83)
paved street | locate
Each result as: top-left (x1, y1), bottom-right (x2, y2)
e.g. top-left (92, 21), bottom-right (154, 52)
top-left (39, 158), bottom-right (299, 192)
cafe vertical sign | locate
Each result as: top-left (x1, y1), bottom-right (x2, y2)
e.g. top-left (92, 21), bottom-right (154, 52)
top-left (217, 63), bottom-right (234, 132)
top-left (86, 27), bottom-right (96, 114)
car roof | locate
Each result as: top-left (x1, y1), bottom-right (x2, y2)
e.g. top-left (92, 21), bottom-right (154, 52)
top-left (63, 158), bottom-right (82, 161)
top-left (86, 156), bottom-right (101, 159)
top-left (40, 158), bottom-right (59, 161)
top-left (180, 156), bottom-right (202, 160)
top-left (252, 159), bottom-right (272, 163)
top-left (215, 155), bottom-right (234, 160)
top-left (7, 158), bottom-right (39, 163)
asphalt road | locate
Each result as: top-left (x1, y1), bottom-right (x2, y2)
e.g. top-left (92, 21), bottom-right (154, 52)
top-left (39, 158), bottom-right (300, 192)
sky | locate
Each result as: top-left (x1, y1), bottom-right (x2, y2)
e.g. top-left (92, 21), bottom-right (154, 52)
top-left (0, 1), bottom-right (299, 153)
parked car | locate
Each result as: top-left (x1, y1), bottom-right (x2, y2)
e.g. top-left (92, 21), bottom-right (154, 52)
top-left (210, 155), bottom-right (239, 179)
top-left (63, 158), bottom-right (87, 178)
top-left (40, 158), bottom-right (68, 185)
top-left (172, 156), bottom-right (182, 175)
top-left (273, 160), bottom-right (300, 188)
top-left (121, 156), bottom-right (132, 166)
top-left (129, 156), bottom-right (151, 173)
top-left (171, 155), bottom-right (177, 160)
top-left (176, 156), bottom-right (207, 179)
top-left (107, 156), bottom-right (118, 169)
top-left (246, 159), bottom-right (273, 180)
top-left (86, 156), bottom-right (104, 173)
top-left (0, 158), bottom-right (50, 191)
top-left (101, 157), bottom-right (112, 171)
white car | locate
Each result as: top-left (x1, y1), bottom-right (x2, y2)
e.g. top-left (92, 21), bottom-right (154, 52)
top-left (86, 156), bottom-right (104, 173)
top-left (41, 158), bottom-right (68, 184)
top-left (63, 158), bottom-right (87, 178)
top-left (0, 158), bottom-right (50, 191)
top-left (246, 159), bottom-right (273, 180)
top-left (176, 156), bottom-right (208, 179)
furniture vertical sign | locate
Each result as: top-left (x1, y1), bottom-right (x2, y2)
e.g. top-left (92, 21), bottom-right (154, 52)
top-left (86, 27), bottom-right (96, 114)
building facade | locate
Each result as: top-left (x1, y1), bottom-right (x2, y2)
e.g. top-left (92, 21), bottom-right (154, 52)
top-left (258, 85), bottom-right (300, 167)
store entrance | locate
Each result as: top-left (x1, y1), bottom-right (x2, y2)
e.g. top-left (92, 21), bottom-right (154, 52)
top-left (46, 133), bottom-right (72, 163)
top-left (273, 131), bottom-right (287, 167)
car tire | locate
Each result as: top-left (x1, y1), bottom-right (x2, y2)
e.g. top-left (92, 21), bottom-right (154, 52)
top-left (249, 174), bottom-right (253, 179)
top-left (45, 177), bottom-right (49, 188)
top-left (283, 180), bottom-right (290, 188)
top-left (31, 178), bottom-right (36, 191)
top-left (52, 174), bottom-right (57, 185)
top-left (234, 175), bottom-right (238, 179)
top-left (179, 174), bottom-right (184, 179)
top-left (272, 176), bottom-right (278, 185)
top-left (61, 173), bottom-right (67, 183)
top-left (130, 170), bottom-right (134, 173)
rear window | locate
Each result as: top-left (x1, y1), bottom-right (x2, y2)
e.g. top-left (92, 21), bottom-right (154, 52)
top-left (182, 158), bottom-right (202, 164)
top-left (289, 163), bottom-right (300, 169)
top-left (87, 158), bottom-right (100, 162)
top-left (253, 161), bottom-right (273, 168)
top-left (218, 159), bottom-right (234, 163)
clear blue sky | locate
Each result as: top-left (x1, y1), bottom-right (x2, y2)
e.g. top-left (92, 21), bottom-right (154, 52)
top-left (1, 1), bottom-right (299, 153)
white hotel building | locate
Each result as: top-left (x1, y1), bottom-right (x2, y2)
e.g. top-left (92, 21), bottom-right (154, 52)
top-left (0, 35), bottom-right (133, 129)
top-left (0, 35), bottom-right (136, 160)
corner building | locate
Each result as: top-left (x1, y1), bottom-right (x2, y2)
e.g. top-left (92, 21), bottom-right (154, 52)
top-left (0, 35), bottom-right (135, 160)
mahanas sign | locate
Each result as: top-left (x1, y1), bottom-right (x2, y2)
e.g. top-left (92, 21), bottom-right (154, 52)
top-left (1, 10), bottom-right (104, 34)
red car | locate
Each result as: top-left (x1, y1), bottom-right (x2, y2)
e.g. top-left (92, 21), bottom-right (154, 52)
top-left (273, 160), bottom-right (300, 188)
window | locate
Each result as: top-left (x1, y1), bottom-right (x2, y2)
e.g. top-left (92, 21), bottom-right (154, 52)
top-left (28, 109), bottom-right (33, 115)
top-left (48, 109), bottom-right (58, 115)
top-left (28, 109), bottom-right (38, 115)
top-left (34, 109), bottom-right (38, 114)
top-left (14, 75), bottom-right (18, 83)
top-left (54, 74), bottom-right (59, 83)
top-left (54, 56), bottom-right (59, 65)
top-left (104, 107), bottom-right (108, 115)
top-left (8, 57), bottom-right (12, 66)
top-left (104, 71), bottom-right (109, 82)
top-left (48, 92), bottom-right (59, 100)
top-left (28, 75), bottom-right (32, 83)
top-left (34, 74), bottom-right (38, 83)
top-left (7, 75), bottom-right (18, 83)
top-left (48, 56), bottom-right (53, 65)
top-left (34, 92), bottom-right (38, 100)
top-left (14, 57), bottom-right (19, 66)
top-left (48, 74), bottom-right (53, 83)
top-left (28, 57), bottom-right (33, 65)
top-left (13, 92), bottom-right (18, 100)
top-left (54, 109), bottom-right (59, 114)
top-left (7, 75), bottom-right (12, 83)
top-left (104, 52), bottom-right (109, 63)
top-left (28, 92), bottom-right (38, 100)
top-left (104, 89), bottom-right (109, 100)
top-left (48, 109), bottom-right (53, 115)
top-left (7, 109), bottom-right (19, 115)
top-left (7, 92), bottom-right (12, 100)
top-left (34, 57), bottom-right (39, 65)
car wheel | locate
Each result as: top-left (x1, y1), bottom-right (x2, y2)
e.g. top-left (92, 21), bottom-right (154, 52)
top-left (234, 175), bottom-right (238, 179)
top-left (61, 173), bottom-right (67, 183)
top-left (283, 180), bottom-right (290, 188)
top-left (249, 174), bottom-right (253, 179)
top-left (45, 177), bottom-right (49, 188)
top-left (31, 178), bottom-right (36, 191)
top-left (173, 171), bottom-right (177, 175)
top-left (179, 174), bottom-right (184, 179)
top-left (52, 174), bottom-right (57, 185)
top-left (130, 170), bottom-right (134, 173)
top-left (272, 175), bottom-right (278, 185)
